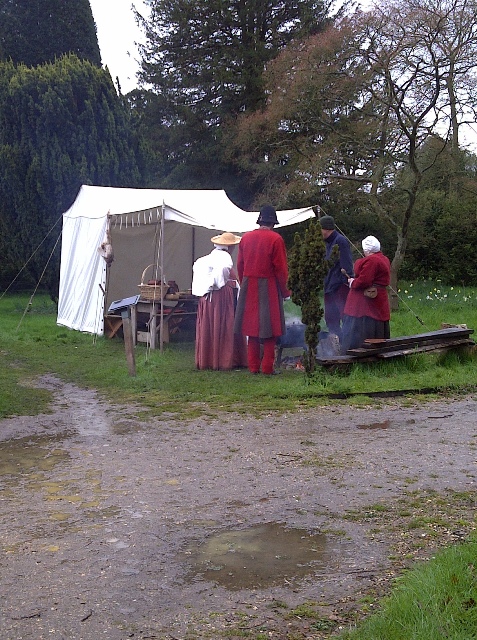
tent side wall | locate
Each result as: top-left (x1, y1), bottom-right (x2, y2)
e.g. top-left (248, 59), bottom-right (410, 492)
top-left (57, 215), bottom-right (107, 333)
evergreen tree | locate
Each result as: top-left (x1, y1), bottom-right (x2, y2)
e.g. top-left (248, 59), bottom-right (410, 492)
top-left (0, 56), bottom-right (145, 297)
top-left (287, 219), bottom-right (328, 373)
top-left (136, 0), bottom-right (335, 202)
top-left (0, 0), bottom-right (101, 66)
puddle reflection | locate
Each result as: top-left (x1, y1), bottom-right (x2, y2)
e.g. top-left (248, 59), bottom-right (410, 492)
top-left (0, 434), bottom-right (69, 477)
top-left (183, 523), bottom-right (352, 590)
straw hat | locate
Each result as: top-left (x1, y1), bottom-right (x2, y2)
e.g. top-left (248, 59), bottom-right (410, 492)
top-left (210, 231), bottom-right (242, 245)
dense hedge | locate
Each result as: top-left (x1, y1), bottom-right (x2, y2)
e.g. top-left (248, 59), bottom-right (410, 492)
top-left (0, 56), bottom-right (145, 297)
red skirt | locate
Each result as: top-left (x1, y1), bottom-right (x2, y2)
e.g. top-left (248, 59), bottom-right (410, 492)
top-left (195, 286), bottom-right (247, 370)
top-left (234, 276), bottom-right (285, 338)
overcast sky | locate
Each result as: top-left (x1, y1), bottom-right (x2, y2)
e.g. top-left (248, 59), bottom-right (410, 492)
top-left (89, 0), bottom-right (148, 93)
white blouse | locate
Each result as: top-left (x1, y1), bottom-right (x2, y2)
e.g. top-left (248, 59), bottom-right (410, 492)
top-left (191, 248), bottom-right (233, 297)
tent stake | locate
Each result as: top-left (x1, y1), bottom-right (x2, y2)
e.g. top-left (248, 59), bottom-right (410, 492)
top-left (121, 308), bottom-right (136, 376)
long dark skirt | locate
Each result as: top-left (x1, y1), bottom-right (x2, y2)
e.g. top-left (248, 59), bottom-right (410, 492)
top-left (341, 315), bottom-right (390, 353)
top-left (195, 287), bottom-right (247, 370)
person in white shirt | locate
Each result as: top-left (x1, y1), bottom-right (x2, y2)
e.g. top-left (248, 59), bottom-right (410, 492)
top-left (192, 232), bottom-right (247, 370)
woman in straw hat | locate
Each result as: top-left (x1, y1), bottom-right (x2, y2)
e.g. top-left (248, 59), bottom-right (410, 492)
top-left (192, 232), bottom-right (248, 370)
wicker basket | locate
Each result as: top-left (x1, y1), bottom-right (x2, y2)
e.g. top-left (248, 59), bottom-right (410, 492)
top-left (138, 264), bottom-right (168, 301)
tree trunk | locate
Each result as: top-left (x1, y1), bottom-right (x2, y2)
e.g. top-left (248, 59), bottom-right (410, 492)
top-left (389, 230), bottom-right (406, 311)
top-left (446, 62), bottom-right (460, 195)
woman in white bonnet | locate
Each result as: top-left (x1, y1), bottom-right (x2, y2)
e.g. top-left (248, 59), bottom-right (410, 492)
top-left (341, 235), bottom-right (391, 353)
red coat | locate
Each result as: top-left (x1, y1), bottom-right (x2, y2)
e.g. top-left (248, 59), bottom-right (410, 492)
top-left (234, 228), bottom-right (290, 338)
top-left (344, 251), bottom-right (391, 321)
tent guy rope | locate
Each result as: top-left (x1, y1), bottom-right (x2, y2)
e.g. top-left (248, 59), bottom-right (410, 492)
top-left (16, 231), bottom-right (62, 331)
top-left (0, 215), bottom-right (63, 300)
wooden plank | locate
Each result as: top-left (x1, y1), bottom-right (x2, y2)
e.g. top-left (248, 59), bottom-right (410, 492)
top-left (377, 339), bottom-right (475, 359)
top-left (361, 327), bottom-right (473, 349)
top-left (317, 354), bottom-right (358, 363)
top-left (347, 328), bottom-right (474, 356)
top-left (318, 337), bottom-right (475, 366)
top-left (316, 354), bottom-right (376, 366)
top-left (349, 337), bottom-right (470, 356)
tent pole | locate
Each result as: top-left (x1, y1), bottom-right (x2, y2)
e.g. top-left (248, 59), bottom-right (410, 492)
top-left (159, 204), bottom-right (165, 353)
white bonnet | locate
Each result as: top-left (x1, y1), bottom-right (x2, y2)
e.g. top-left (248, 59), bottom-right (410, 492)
top-left (362, 235), bottom-right (381, 255)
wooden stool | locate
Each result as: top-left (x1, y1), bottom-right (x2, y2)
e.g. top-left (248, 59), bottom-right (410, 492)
top-left (104, 314), bottom-right (123, 338)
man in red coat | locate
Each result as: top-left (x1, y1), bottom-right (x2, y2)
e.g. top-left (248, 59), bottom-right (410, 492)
top-left (234, 204), bottom-right (290, 375)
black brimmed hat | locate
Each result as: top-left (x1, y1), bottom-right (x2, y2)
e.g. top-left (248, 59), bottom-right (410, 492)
top-left (256, 204), bottom-right (279, 226)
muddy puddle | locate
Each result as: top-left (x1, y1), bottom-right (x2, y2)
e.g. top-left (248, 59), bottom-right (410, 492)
top-left (357, 419), bottom-right (391, 430)
top-left (183, 522), bottom-right (353, 590)
top-left (0, 433), bottom-right (70, 478)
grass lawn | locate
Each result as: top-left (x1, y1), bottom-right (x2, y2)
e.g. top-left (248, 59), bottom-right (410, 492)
top-left (1, 279), bottom-right (477, 420)
top-left (338, 537), bottom-right (477, 639)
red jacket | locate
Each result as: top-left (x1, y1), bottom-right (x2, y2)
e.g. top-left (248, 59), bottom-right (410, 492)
top-left (235, 228), bottom-right (290, 338)
top-left (343, 251), bottom-right (391, 321)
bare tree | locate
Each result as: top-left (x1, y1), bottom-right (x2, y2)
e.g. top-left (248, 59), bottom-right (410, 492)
top-left (231, 0), bottom-right (477, 297)
top-left (399, 0), bottom-right (477, 154)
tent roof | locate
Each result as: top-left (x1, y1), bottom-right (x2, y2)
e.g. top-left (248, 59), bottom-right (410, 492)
top-left (63, 185), bottom-right (316, 232)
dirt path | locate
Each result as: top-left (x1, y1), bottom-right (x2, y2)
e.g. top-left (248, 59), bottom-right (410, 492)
top-left (1, 376), bottom-right (476, 639)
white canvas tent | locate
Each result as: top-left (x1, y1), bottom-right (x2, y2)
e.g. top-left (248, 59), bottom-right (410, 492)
top-left (57, 185), bottom-right (315, 335)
